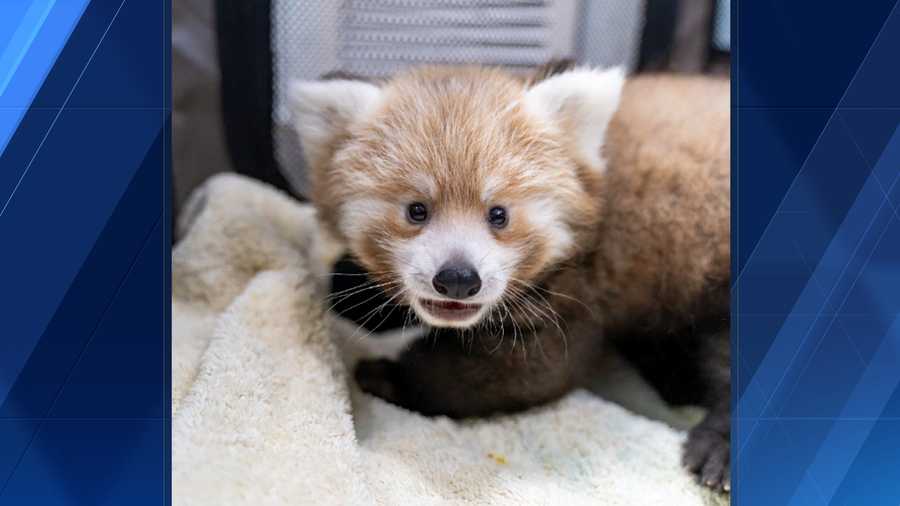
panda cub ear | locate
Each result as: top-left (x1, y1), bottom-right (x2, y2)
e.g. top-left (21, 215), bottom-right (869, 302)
top-left (523, 66), bottom-right (625, 173)
top-left (287, 77), bottom-right (382, 168)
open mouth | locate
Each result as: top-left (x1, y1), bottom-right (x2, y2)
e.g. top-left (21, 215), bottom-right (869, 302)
top-left (419, 298), bottom-right (483, 322)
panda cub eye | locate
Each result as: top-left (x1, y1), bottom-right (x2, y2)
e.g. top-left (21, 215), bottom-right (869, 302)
top-left (488, 206), bottom-right (508, 229)
top-left (407, 202), bottom-right (429, 224)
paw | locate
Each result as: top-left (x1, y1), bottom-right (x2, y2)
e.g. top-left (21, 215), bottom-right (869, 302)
top-left (683, 424), bottom-right (730, 493)
top-left (355, 359), bottom-right (406, 406)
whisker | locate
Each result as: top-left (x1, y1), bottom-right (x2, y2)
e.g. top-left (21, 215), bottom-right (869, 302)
top-left (349, 289), bottom-right (407, 342)
top-left (326, 279), bottom-right (399, 301)
top-left (503, 283), bottom-right (569, 361)
top-left (325, 280), bottom-right (402, 312)
top-left (508, 277), bottom-right (596, 317)
top-left (331, 284), bottom-right (403, 317)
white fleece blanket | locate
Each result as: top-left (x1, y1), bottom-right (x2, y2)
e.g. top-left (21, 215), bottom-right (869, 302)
top-left (171, 174), bottom-right (727, 506)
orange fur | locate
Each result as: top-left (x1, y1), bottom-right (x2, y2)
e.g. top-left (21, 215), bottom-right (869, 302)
top-left (292, 65), bottom-right (729, 332)
top-left (307, 66), bottom-right (600, 300)
top-left (292, 65), bottom-right (732, 491)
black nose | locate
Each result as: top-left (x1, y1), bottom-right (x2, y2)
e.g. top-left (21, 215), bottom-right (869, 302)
top-left (432, 263), bottom-right (482, 299)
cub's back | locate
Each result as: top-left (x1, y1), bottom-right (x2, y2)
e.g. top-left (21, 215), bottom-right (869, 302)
top-left (593, 75), bottom-right (730, 329)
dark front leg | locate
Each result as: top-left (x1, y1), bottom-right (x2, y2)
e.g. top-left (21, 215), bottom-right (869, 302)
top-left (356, 325), bottom-right (599, 418)
top-left (682, 324), bottom-right (731, 493)
top-left (684, 397), bottom-right (730, 492)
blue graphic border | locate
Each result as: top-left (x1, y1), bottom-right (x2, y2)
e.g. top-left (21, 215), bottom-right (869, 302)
top-left (0, 1), bottom-right (170, 504)
top-left (734, 1), bottom-right (900, 504)
top-left (1, 0), bottom-right (898, 504)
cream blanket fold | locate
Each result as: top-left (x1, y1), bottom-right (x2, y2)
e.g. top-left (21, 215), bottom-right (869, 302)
top-left (171, 174), bottom-right (727, 506)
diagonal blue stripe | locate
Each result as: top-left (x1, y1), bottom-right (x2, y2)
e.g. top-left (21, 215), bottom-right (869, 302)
top-left (772, 186), bottom-right (898, 421)
top-left (0, 123), bottom-right (165, 419)
top-left (0, 0), bottom-right (127, 219)
top-left (0, 0), bottom-right (56, 96)
top-left (735, 3), bottom-right (900, 504)
top-left (738, 125), bottom-right (900, 452)
top-left (790, 316), bottom-right (900, 503)
top-left (0, 215), bottom-right (161, 499)
top-left (0, 0), bottom-right (147, 408)
top-left (0, 117), bottom-right (166, 502)
top-left (0, 0), bottom-right (169, 502)
top-left (830, 419), bottom-right (900, 503)
top-left (734, 0), bottom-right (900, 284)
top-left (0, 0), bottom-right (90, 155)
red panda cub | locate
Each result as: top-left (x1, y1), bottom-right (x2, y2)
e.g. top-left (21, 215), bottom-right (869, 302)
top-left (289, 62), bottom-right (730, 492)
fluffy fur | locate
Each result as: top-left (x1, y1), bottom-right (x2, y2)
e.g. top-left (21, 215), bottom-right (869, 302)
top-left (289, 63), bottom-right (731, 492)
top-left (289, 66), bottom-right (617, 328)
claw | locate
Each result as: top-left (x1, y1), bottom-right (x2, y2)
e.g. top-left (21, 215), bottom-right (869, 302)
top-left (683, 423), bottom-right (730, 493)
